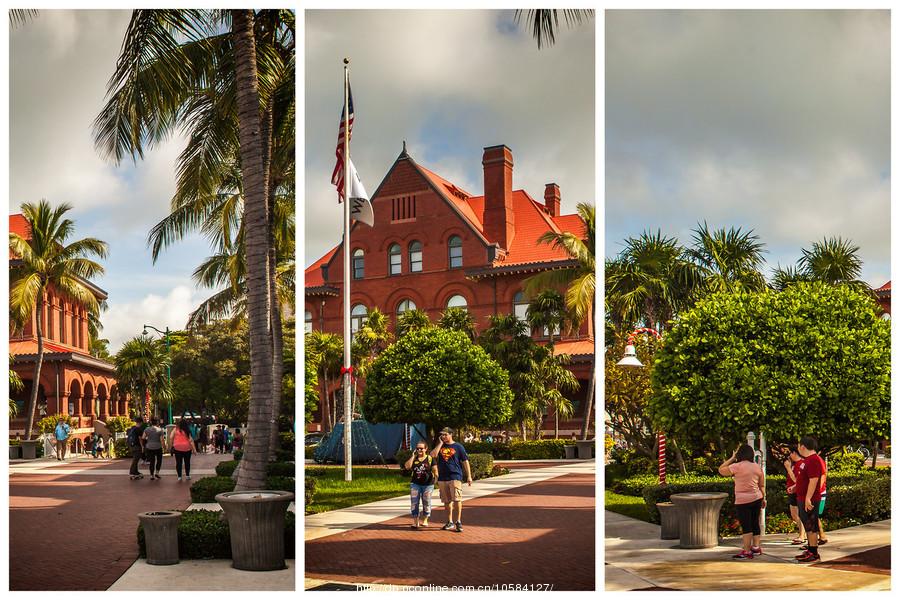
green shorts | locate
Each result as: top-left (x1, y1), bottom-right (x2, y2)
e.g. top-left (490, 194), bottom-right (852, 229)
top-left (818, 495), bottom-right (826, 515)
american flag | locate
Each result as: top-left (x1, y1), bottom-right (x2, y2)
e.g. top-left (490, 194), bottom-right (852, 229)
top-left (331, 85), bottom-right (354, 201)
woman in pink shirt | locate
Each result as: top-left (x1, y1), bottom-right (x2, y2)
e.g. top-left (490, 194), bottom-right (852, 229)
top-left (718, 445), bottom-right (766, 560)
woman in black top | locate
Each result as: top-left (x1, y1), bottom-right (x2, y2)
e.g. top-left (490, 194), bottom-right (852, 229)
top-left (404, 443), bottom-right (438, 529)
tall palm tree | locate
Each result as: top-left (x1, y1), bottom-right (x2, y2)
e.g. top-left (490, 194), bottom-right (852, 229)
top-left (306, 331), bottom-right (343, 432)
top-left (115, 336), bottom-right (172, 420)
top-left (526, 202), bottom-right (597, 439)
top-left (770, 264), bottom-right (811, 292)
top-left (9, 200), bottom-right (108, 439)
top-left (514, 9), bottom-right (594, 49)
top-left (396, 309), bottom-right (432, 338)
top-left (798, 237), bottom-right (867, 287)
top-left (93, 9), bottom-right (293, 489)
top-left (523, 348), bottom-right (579, 439)
top-left (688, 222), bottom-right (767, 294)
top-left (438, 307), bottom-right (477, 341)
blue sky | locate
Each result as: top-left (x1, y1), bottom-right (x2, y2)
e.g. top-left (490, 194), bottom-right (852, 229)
top-left (10, 11), bottom-right (213, 352)
top-left (304, 10), bottom-right (596, 267)
top-left (607, 10), bottom-right (890, 288)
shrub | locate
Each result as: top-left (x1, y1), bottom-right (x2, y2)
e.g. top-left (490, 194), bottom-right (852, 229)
top-left (690, 456), bottom-right (719, 476)
top-left (104, 416), bottom-right (133, 433)
top-left (394, 449), bottom-right (413, 473)
top-left (36, 414), bottom-right (74, 434)
top-left (825, 477), bottom-right (891, 522)
top-left (275, 449), bottom-right (295, 463)
top-left (305, 477), bottom-right (317, 508)
top-left (306, 467), bottom-right (326, 477)
top-left (279, 431), bottom-right (295, 452)
top-left (113, 438), bottom-right (131, 459)
top-left (463, 441), bottom-right (512, 459)
top-left (215, 461), bottom-right (295, 478)
top-left (490, 465), bottom-right (510, 477)
top-left (137, 509), bottom-right (295, 559)
top-left (305, 444), bottom-right (317, 460)
top-left (827, 451), bottom-right (866, 473)
top-left (605, 462), bottom-right (629, 488)
top-left (233, 449), bottom-right (243, 461)
top-left (604, 435), bottom-right (615, 458)
top-left (467, 453), bottom-right (494, 480)
top-left (509, 440), bottom-right (571, 460)
top-left (190, 475), bottom-right (296, 502)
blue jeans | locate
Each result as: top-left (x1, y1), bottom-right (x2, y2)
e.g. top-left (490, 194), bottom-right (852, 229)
top-left (410, 482), bottom-right (433, 517)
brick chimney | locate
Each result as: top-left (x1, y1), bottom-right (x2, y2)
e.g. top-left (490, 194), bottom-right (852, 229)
top-left (544, 183), bottom-right (561, 217)
top-left (482, 145), bottom-right (515, 250)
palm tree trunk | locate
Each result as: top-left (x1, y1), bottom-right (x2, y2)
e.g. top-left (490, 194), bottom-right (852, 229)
top-left (321, 367), bottom-right (330, 432)
top-left (232, 9), bottom-right (274, 491)
top-left (25, 290), bottom-right (45, 440)
top-left (580, 358), bottom-right (595, 440)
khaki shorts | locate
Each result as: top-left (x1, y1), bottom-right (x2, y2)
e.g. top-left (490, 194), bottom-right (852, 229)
top-left (438, 480), bottom-right (463, 504)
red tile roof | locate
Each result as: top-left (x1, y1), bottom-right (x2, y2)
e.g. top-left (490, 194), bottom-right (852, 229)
top-left (10, 340), bottom-right (74, 355)
top-left (876, 281), bottom-right (890, 292)
top-left (305, 154), bottom-right (589, 282)
top-left (553, 339), bottom-right (595, 357)
top-left (10, 214), bottom-right (30, 238)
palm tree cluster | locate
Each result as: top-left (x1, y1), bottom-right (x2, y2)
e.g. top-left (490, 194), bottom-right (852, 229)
top-left (606, 224), bottom-right (876, 341)
top-left (94, 10), bottom-right (294, 489)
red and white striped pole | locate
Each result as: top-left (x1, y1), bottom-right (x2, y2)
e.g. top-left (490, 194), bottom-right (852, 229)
top-left (658, 432), bottom-right (667, 484)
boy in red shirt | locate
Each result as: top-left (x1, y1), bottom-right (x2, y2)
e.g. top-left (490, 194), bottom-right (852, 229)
top-left (795, 436), bottom-right (827, 562)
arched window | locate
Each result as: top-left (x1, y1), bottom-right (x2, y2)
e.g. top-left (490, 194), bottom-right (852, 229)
top-left (448, 235), bottom-right (463, 268)
top-left (513, 291), bottom-right (529, 323)
top-left (446, 295), bottom-right (467, 310)
top-left (352, 248), bottom-right (364, 279)
top-left (409, 241), bottom-right (423, 272)
top-left (388, 243), bottom-right (402, 276)
top-left (351, 304), bottom-right (368, 338)
top-left (397, 298), bottom-right (416, 315)
top-left (304, 311), bottom-right (313, 334)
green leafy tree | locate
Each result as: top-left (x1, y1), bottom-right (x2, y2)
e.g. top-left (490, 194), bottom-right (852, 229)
top-left (115, 336), bottom-right (173, 421)
top-left (364, 328), bottom-right (513, 439)
top-left (604, 333), bottom-right (662, 460)
top-left (9, 200), bottom-right (108, 439)
top-left (649, 283), bottom-right (890, 453)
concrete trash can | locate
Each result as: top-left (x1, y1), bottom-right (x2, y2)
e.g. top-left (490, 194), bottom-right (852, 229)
top-left (656, 502), bottom-right (680, 539)
top-left (564, 445), bottom-right (577, 459)
top-left (575, 439), bottom-right (594, 459)
top-left (10, 445), bottom-right (21, 459)
top-left (216, 490), bottom-right (294, 571)
top-left (669, 492), bottom-right (728, 549)
top-left (20, 440), bottom-right (39, 460)
top-left (138, 511), bottom-right (182, 565)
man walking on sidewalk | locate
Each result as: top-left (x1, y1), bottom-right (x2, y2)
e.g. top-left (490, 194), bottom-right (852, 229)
top-left (54, 419), bottom-right (71, 461)
top-left (431, 427), bottom-right (473, 533)
top-left (126, 416), bottom-right (145, 480)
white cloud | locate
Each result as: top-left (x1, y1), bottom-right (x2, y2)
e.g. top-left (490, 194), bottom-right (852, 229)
top-left (102, 286), bottom-right (203, 353)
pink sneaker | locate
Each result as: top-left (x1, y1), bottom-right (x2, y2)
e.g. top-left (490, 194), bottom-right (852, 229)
top-left (751, 546), bottom-right (762, 555)
top-left (732, 550), bottom-right (754, 560)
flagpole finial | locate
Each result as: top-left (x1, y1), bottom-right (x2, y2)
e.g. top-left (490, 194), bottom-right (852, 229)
top-left (402, 140), bottom-right (407, 153)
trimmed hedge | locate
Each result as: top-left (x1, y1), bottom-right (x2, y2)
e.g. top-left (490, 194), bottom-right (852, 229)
top-left (510, 440), bottom-right (573, 460)
top-left (641, 474), bottom-right (891, 528)
top-left (279, 431), bottom-right (295, 452)
top-left (827, 452), bottom-right (866, 473)
top-left (190, 475), bottom-right (296, 503)
top-left (230, 448), bottom-right (294, 462)
top-left (305, 444), bottom-right (317, 460)
top-left (468, 453), bottom-right (494, 480)
top-left (464, 441), bottom-right (512, 459)
top-left (215, 460), bottom-right (295, 478)
top-left (137, 509), bottom-right (295, 559)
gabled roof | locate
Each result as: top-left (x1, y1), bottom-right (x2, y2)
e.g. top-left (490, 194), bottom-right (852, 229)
top-left (304, 151), bottom-right (589, 285)
top-left (552, 339), bottom-right (595, 359)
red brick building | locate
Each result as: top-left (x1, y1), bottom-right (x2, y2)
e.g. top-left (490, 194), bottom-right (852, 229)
top-left (305, 145), bottom-right (595, 437)
top-left (874, 281), bottom-right (890, 318)
top-left (9, 214), bottom-right (128, 437)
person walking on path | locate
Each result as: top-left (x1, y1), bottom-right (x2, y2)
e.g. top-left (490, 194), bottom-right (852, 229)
top-left (142, 417), bottom-right (165, 480)
top-left (405, 442), bottom-right (438, 529)
top-left (795, 436), bottom-right (827, 563)
top-left (430, 427), bottom-right (473, 533)
top-left (54, 420), bottom-right (71, 461)
top-left (167, 418), bottom-right (197, 482)
top-left (718, 445), bottom-right (766, 560)
top-left (126, 417), bottom-right (145, 480)
top-left (784, 446), bottom-right (807, 544)
top-left (95, 434), bottom-right (106, 459)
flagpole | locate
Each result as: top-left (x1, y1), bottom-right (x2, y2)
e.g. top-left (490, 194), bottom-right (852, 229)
top-left (342, 58), bottom-right (353, 482)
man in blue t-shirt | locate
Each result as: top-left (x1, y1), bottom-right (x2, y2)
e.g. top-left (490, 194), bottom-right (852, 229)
top-left (430, 427), bottom-right (472, 533)
top-left (54, 420), bottom-right (71, 461)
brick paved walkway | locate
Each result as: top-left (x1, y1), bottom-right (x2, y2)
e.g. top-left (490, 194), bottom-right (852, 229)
top-left (9, 453), bottom-right (225, 591)
top-left (305, 472), bottom-right (595, 590)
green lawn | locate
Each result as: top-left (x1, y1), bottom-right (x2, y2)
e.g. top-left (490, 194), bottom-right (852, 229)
top-left (605, 490), bottom-right (652, 522)
top-left (306, 466), bottom-right (412, 514)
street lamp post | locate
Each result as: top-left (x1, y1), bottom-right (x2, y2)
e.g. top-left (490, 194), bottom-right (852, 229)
top-left (143, 324), bottom-right (171, 426)
top-left (617, 327), bottom-right (666, 484)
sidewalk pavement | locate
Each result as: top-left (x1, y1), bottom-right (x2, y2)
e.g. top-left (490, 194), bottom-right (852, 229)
top-left (305, 461), bottom-right (596, 590)
top-left (605, 511), bottom-right (890, 591)
top-left (9, 453), bottom-right (294, 591)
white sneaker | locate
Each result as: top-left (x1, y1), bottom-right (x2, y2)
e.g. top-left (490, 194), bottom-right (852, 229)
top-left (177, 477), bottom-right (182, 481)
top-left (186, 475), bottom-right (191, 480)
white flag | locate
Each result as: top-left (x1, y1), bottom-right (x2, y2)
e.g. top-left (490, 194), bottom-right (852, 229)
top-left (348, 158), bottom-right (374, 227)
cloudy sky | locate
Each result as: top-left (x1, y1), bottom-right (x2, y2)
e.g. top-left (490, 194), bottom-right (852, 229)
top-left (606, 10), bottom-right (890, 287)
top-left (305, 10), bottom-right (595, 267)
top-left (10, 10), bottom-right (213, 352)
